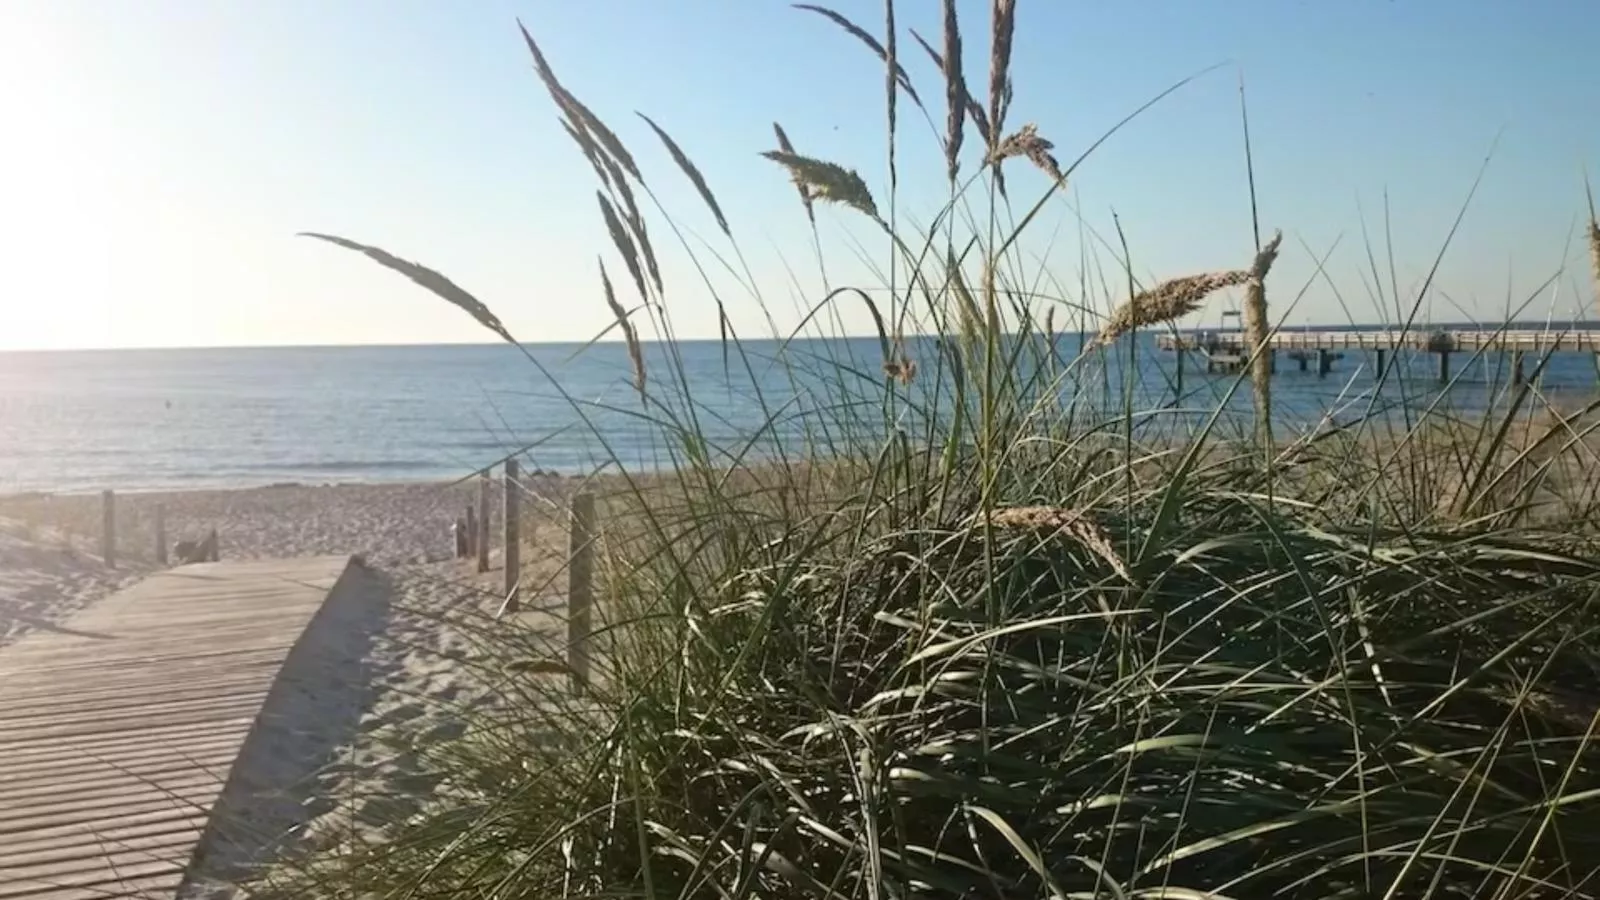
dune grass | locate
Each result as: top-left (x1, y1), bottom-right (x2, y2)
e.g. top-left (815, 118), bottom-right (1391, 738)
top-left (283, 3), bottom-right (1600, 897)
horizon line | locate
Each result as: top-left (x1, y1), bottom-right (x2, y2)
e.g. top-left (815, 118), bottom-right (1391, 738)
top-left (7, 318), bottom-right (1600, 355)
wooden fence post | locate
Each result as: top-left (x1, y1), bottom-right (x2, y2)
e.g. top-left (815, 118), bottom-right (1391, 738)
top-left (477, 472), bottom-right (491, 574)
top-left (154, 504), bottom-right (167, 565)
top-left (101, 490), bottom-right (115, 568)
top-left (567, 491), bottom-right (596, 695)
top-left (503, 459), bottom-right (520, 606)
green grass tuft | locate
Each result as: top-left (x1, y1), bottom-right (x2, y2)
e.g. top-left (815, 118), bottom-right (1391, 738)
top-left (277, 7), bottom-right (1600, 899)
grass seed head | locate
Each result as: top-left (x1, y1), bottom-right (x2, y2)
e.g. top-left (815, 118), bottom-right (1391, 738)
top-left (1097, 269), bottom-right (1252, 346)
top-left (990, 122), bottom-right (1065, 184)
top-left (761, 151), bottom-right (881, 221)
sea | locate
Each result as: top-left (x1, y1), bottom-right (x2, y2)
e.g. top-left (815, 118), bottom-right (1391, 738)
top-left (4, 330), bottom-right (1599, 495)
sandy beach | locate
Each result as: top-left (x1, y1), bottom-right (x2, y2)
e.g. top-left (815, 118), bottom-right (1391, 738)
top-left (0, 480), bottom-right (579, 896)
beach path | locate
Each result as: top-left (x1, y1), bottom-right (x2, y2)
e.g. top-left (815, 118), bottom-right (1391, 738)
top-left (0, 555), bottom-right (356, 899)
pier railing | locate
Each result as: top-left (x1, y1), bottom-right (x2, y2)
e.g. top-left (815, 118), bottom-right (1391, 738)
top-left (1156, 327), bottom-right (1600, 385)
top-left (483, 464), bottom-right (598, 695)
top-left (1157, 328), bottom-right (1600, 354)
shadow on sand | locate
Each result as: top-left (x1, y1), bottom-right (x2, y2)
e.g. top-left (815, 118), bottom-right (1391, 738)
top-left (179, 559), bottom-right (393, 896)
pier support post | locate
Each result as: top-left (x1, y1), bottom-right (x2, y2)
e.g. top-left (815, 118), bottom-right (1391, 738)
top-left (477, 472), bottom-right (491, 574)
top-left (1375, 349), bottom-right (1386, 376)
top-left (503, 459), bottom-right (521, 607)
top-left (1173, 347), bottom-right (1185, 403)
top-left (1437, 351), bottom-right (1451, 384)
top-left (154, 504), bottom-right (167, 565)
top-left (1297, 353), bottom-right (1308, 373)
top-left (1268, 349), bottom-right (1277, 375)
top-left (567, 491), bottom-right (596, 696)
top-left (1511, 351), bottom-right (1525, 386)
top-left (101, 490), bottom-right (115, 568)
top-left (1317, 348), bottom-right (1332, 378)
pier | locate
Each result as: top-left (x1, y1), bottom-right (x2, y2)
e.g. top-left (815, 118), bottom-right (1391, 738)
top-left (1156, 328), bottom-right (1600, 384)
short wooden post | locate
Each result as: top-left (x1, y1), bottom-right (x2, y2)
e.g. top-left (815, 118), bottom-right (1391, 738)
top-left (477, 473), bottom-right (491, 574)
top-left (154, 504), bottom-right (167, 565)
top-left (503, 459), bottom-right (521, 605)
top-left (208, 527), bottom-right (219, 562)
top-left (1437, 350), bottom-right (1451, 384)
top-left (1511, 351), bottom-right (1525, 386)
top-left (101, 490), bottom-right (115, 568)
top-left (463, 505), bottom-right (477, 558)
top-left (567, 491), bottom-right (596, 696)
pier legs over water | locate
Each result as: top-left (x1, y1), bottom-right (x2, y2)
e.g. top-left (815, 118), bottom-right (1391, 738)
top-left (1317, 348), bottom-right (1332, 378)
top-left (1436, 350), bottom-right (1451, 384)
top-left (1512, 351), bottom-right (1525, 386)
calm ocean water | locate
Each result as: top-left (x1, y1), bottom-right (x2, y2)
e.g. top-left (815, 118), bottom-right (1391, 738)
top-left (4, 332), bottom-right (1599, 494)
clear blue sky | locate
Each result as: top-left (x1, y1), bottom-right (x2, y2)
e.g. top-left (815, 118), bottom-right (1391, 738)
top-left (2, 0), bottom-right (1596, 350)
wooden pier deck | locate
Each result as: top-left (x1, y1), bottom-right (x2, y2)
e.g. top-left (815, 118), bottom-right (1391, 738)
top-left (1156, 328), bottom-right (1600, 382)
top-left (1156, 328), bottom-right (1600, 354)
top-left (0, 556), bottom-right (355, 899)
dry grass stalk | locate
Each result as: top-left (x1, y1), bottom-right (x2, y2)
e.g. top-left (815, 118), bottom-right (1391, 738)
top-left (599, 258), bottom-right (645, 393)
top-left (983, 258), bottom-right (1000, 335)
top-left (761, 151), bottom-right (881, 221)
top-left (519, 22), bottom-right (640, 182)
top-left (1243, 230), bottom-right (1284, 438)
top-left (299, 233), bottom-right (516, 345)
top-left (983, 505), bottom-right (1131, 582)
top-left (637, 113), bottom-right (730, 237)
top-left (772, 123), bottom-right (816, 225)
top-left (593, 151), bottom-right (663, 297)
top-left (1590, 217), bottom-right (1600, 314)
top-left (884, 0), bottom-right (898, 191)
top-left (1586, 181), bottom-right (1600, 316)
top-left (987, 0), bottom-right (1017, 184)
top-left (595, 192), bottom-right (650, 305)
top-left (1096, 270), bottom-right (1252, 346)
top-left (561, 115), bottom-right (661, 299)
top-left (990, 123), bottom-right (1064, 184)
top-left (793, 4), bottom-right (922, 109)
top-left (909, 29), bottom-right (992, 153)
top-left (948, 249), bottom-right (984, 336)
top-left (882, 356), bottom-right (917, 385)
top-left (940, 0), bottom-right (964, 183)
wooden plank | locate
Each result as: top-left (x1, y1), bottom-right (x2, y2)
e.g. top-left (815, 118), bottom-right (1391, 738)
top-left (504, 459), bottom-right (521, 603)
top-left (0, 556), bottom-right (353, 899)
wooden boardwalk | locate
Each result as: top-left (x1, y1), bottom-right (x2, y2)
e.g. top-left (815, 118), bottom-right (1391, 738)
top-left (0, 556), bottom-right (355, 899)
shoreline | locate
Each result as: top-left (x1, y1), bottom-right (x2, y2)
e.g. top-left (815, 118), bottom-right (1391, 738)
top-left (0, 468), bottom-right (587, 501)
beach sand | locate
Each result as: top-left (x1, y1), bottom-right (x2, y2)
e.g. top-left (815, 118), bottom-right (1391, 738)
top-left (0, 480), bottom-right (578, 897)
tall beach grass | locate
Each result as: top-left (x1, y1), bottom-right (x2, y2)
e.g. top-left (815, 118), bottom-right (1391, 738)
top-left (285, 4), bottom-right (1600, 897)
